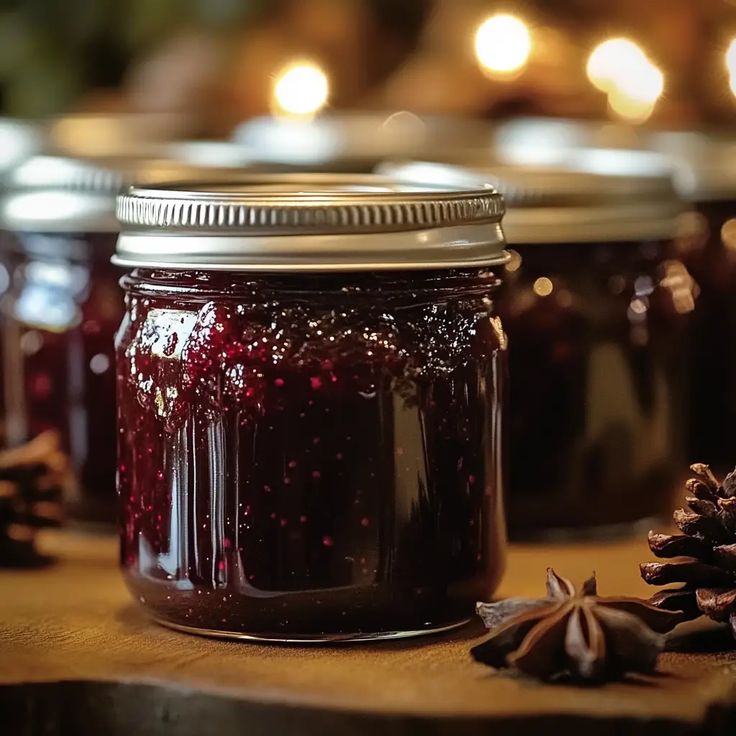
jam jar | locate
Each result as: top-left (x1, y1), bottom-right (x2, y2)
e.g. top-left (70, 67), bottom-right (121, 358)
top-left (0, 119), bottom-right (42, 442)
top-left (114, 173), bottom-right (508, 641)
top-left (0, 155), bottom-right (226, 526)
top-left (385, 160), bottom-right (692, 538)
top-left (650, 132), bottom-right (736, 474)
top-left (497, 165), bottom-right (692, 537)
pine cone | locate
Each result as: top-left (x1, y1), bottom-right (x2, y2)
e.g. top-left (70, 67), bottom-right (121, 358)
top-left (0, 431), bottom-right (69, 567)
top-left (641, 463), bottom-right (736, 636)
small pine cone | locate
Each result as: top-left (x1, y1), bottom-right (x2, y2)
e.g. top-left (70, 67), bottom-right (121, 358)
top-left (0, 431), bottom-right (70, 568)
top-left (641, 463), bottom-right (736, 638)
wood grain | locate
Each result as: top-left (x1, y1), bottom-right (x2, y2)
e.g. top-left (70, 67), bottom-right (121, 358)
top-left (1, 530), bottom-right (736, 735)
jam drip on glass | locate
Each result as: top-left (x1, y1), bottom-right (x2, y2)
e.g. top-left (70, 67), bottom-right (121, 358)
top-left (117, 268), bottom-right (506, 638)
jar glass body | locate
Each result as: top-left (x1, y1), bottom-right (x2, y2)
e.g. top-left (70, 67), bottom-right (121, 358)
top-left (117, 267), bottom-right (507, 641)
top-left (2, 231), bottom-right (123, 525)
top-left (499, 239), bottom-right (694, 538)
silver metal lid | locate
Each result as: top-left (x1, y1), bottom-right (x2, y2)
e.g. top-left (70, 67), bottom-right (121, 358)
top-left (380, 160), bottom-right (683, 245)
top-left (114, 172), bottom-right (507, 272)
top-left (162, 140), bottom-right (255, 168)
top-left (0, 155), bottom-right (246, 232)
top-left (493, 117), bottom-right (646, 166)
top-left (494, 117), bottom-right (736, 204)
top-left (648, 131), bottom-right (736, 202)
top-left (233, 112), bottom-right (494, 170)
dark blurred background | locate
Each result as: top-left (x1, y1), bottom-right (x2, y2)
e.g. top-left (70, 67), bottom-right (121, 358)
top-left (0, 0), bottom-right (734, 133)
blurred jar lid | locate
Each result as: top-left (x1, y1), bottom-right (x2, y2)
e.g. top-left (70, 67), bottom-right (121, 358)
top-left (495, 117), bottom-right (736, 204)
top-left (232, 112), bottom-right (494, 171)
top-left (43, 112), bottom-right (198, 158)
top-left (114, 170), bottom-right (507, 272)
top-left (647, 130), bottom-right (736, 202)
top-left (380, 158), bottom-right (682, 245)
top-left (162, 140), bottom-right (255, 168)
top-left (0, 119), bottom-right (42, 176)
top-left (0, 155), bottom-right (245, 232)
top-left (493, 117), bottom-right (647, 166)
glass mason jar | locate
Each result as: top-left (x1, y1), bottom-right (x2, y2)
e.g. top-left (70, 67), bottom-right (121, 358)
top-left (0, 119), bottom-right (42, 443)
top-left (114, 173), bottom-right (509, 642)
top-left (386, 160), bottom-right (693, 538)
top-left (495, 164), bottom-right (693, 538)
top-left (0, 156), bottom-right (224, 526)
top-left (0, 156), bottom-right (127, 526)
top-left (651, 132), bottom-right (736, 474)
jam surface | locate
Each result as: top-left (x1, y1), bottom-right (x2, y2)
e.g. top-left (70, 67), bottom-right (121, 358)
top-left (499, 240), bottom-right (694, 537)
top-left (117, 269), bottom-right (506, 639)
top-left (3, 231), bottom-right (122, 524)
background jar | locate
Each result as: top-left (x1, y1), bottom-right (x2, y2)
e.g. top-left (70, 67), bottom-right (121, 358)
top-left (498, 164), bottom-right (691, 538)
top-left (0, 156), bottom-right (231, 526)
top-left (114, 173), bottom-right (508, 642)
top-left (651, 132), bottom-right (736, 474)
top-left (386, 160), bottom-right (692, 538)
top-left (0, 119), bottom-right (42, 443)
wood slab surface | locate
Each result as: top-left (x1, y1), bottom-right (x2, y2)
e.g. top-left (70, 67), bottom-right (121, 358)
top-left (2, 530), bottom-right (736, 735)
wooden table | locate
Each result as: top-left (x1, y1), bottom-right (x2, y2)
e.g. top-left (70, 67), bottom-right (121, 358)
top-left (2, 530), bottom-right (736, 735)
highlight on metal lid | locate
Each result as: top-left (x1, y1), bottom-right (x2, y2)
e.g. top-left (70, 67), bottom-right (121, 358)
top-left (114, 171), bottom-right (508, 272)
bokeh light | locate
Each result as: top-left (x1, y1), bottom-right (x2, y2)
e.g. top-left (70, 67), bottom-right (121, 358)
top-left (586, 38), bottom-right (647, 92)
top-left (474, 14), bottom-right (532, 77)
top-left (726, 38), bottom-right (736, 97)
top-left (271, 61), bottom-right (329, 117)
top-left (533, 276), bottom-right (554, 297)
top-left (586, 37), bottom-right (664, 123)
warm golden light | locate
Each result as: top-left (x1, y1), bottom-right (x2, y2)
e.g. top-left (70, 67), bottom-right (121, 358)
top-left (722, 218), bottom-right (736, 251)
top-left (271, 61), bottom-right (329, 117)
top-left (586, 38), bottom-right (663, 123)
top-left (607, 94), bottom-right (656, 124)
top-left (726, 38), bottom-right (736, 97)
top-left (474, 14), bottom-right (532, 77)
top-left (505, 249), bottom-right (522, 273)
top-left (533, 277), bottom-right (554, 297)
top-left (586, 38), bottom-right (646, 92)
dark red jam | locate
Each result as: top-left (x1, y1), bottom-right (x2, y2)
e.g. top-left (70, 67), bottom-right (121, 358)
top-left (117, 268), bottom-right (506, 640)
top-left (679, 200), bottom-right (736, 473)
top-left (498, 240), bottom-right (694, 538)
top-left (3, 231), bottom-right (123, 525)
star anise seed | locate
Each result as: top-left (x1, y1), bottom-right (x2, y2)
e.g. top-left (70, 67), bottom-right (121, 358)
top-left (472, 569), bottom-right (681, 683)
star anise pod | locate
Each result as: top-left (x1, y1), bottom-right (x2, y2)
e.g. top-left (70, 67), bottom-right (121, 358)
top-left (0, 431), bottom-right (69, 568)
top-left (471, 569), bottom-right (681, 682)
top-left (641, 463), bottom-right (736, 637)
